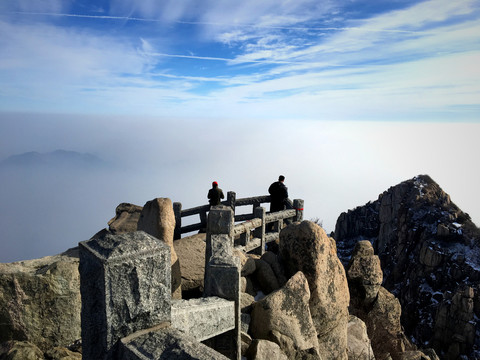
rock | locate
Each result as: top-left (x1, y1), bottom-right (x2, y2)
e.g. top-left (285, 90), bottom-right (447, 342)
top-left (354, 287), bottom-right (415, 360)
top-left (120, 327), bottom-right (229, 360)
top-left (246, 339), bottom-right (288, 360)
top-left (240, 292), bottom-right (255, 313)
top-left (107, 203), bottom-right (143, 234)
top-left (137, 197), bottom-right (181, 299)
top-left (233, 249), bottom-right (256, 276)
top-left (279, 220), bottom-right (349, 360)
top-left (261, 251), bottom-right (287, 287)
top-left (241, 331), bottom-right (253, 357)
top-left (250, 271), bottom-right (320, 359)
top-left (432, 285), bottom-right (475, 358)
top-left (347, 243), bottom-right (421, 360)
top-left (0, 340), bottom-right (44, 360)
top-left (240, 276), bottom-right (247, 292)
top-left (253, 258), bottom-right (280, 295)
top-left (347, 315), bottom-right (375, 360)
top-left (347, 241), bottom-right (383, 307)
top-left (44, 346), bottom-right (82, 359)
top-left (0, 249), bottom-right (81, 351)
top-left (171, 297), bottom-right (235, 342)
top-left (334, 175), bottom-right (480, 358)
top-left (173, 233), bottom-right (206, 297)
top-left (241, 313), bottom-right (251, 334)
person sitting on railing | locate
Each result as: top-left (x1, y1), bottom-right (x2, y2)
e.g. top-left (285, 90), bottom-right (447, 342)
top-left (208, 181), bottom-right (225, 208)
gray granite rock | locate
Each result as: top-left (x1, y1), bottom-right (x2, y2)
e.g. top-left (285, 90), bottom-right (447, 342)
top-left (171, 297), bottom-right (235, 342)
top-left (79, 231), bottom-right (171, 360)
top-left (120, 327), bottom-right (229, 360)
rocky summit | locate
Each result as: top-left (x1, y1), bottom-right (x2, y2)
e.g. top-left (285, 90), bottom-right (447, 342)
top-left (0, 175), bottom-right (478, 360)
top-left (335, 174), bottom-right (480, 359)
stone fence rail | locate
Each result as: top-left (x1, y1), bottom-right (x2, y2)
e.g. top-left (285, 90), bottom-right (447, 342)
top-left (173, 191), bottom-right (303, 242)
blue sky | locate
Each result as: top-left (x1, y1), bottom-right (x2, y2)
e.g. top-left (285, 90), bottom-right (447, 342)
top-left (1, 0), bottom-right (480, 262)
top-left (1, 0), bottom-right (479, 120)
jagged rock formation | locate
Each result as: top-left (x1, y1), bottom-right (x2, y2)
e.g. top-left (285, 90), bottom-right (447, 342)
top-left (279, 220), bottom-right (350, 360)
top-left (335, 175), bottom-right (480, 359)
top-left (347, 241), bottom-right (428, 360)
top-left (0, 248), bottom-right (81, 353)
top-left (2, 178), bottom-right (477, 359)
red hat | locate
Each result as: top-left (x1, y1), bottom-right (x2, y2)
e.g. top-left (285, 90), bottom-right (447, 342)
top-left (212, 181), bottom-right (218, 186)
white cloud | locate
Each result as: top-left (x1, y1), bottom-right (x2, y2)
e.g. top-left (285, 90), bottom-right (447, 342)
top-left (0, 0), bottom-right (67, 13)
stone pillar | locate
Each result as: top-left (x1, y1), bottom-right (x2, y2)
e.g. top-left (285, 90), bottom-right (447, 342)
top-left (227, 191), bottom-right (236, 212)
top-left (253, 206), bottom-right (266, 256)
top-left (79, 231), bottom-right (172, 360)
top-left (205, 205), bottom-right (234, 273)
top-left (294, 199), bottom-right (304, 222)
top-left (204, 233), bottom-right (241, 360)
top-left (173, 202), bottom-right (182, 240)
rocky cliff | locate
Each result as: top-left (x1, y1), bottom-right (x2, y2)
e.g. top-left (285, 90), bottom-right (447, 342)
top-left (1, 176), bottom-right (476, 359)
top-left (335, 175), bottom-right (480, 359)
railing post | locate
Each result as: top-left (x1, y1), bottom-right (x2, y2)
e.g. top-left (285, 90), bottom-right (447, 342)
top-left (79, 232), bottom-right (172, 360)
top-left (200, 209), bottom-right (207, 232)
top-left (253, 206), bottom-right (266, 255)
top-left (274, 218), bottom-right (283, 233)
top-left (293, 199), bottom-right (304, 222)
top-left (252, 200), bottom-right (260, 217)
top-left (173, 202), bottom-right (182, 240)
top-left (239, 231), bottom-right (249, 247)
top-left (205, 205), bottom-right (234, 274)
top-left (227, 191), bottom-right (236, 212)
top-left (204, 206), bottom-right (240, 360)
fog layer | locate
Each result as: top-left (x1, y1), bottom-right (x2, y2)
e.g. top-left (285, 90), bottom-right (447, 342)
top-left (1, 113), bottom-right (479, 262)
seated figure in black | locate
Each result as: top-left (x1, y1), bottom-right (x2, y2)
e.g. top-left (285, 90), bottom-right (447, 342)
top-left (208, 181), bottom-right (224, 208)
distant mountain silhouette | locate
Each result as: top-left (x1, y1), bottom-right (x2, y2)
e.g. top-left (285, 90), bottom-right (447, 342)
top-left (0, 150), bottom-right (107, 169)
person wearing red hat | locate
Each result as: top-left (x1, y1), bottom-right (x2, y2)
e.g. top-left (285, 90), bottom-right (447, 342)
top-left (208, 181), bottom-right (224, 207)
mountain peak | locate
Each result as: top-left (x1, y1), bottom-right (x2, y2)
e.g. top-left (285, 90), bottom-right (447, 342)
top-left (0, 150), bottom-right (106, 169)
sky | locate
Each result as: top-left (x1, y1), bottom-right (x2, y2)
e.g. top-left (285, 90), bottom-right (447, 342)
top-left (0, 0), bottom-right (479, 262)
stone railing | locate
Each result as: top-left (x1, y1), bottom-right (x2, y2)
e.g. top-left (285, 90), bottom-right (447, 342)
top-left (78, 198), bottom-right (304, 359)
top-left (174, 191), bottom-right (304, 252)
top-left (79, 206), bottom-right (242, 360)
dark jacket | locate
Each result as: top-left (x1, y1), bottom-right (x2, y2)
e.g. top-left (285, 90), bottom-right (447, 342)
top-left (208, 187), bottom-right (225, 206)
top-left (268, 181), bottom-right (288, 212)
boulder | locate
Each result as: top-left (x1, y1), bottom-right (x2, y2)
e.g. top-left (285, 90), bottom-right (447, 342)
top-left (44, 346), bottom-right (82, 359)
top-left (355, 287), bottom-right (415, 360)
top-left (279, 220), bottom-right (349, 360)
top-left (246, 339), bottom-right (288, 360)
top-left (347, 315), bottom-right (375, 360)
top-left (233, 249), bottom-right (256, 276)
top-left (173, 233), bottom-right (206, 297)
top-left (253, 258), bottom-right (280, 295)
top-left (0, 340), bottom-right (44, 360)
top-left (250, 271), bottom-right (320, 359)
top-left (107, 203), bottom-right (143, 234)
top-left (347, 240), bottom-right (383, 307)
top-left (432, 285), bottom-right (475, 359)
top-left (261, 251), bottom-right (287, 287)
top-left (0, 248), bottom-right (81, 352)
top-left (241, 331), bottom-right (253, 357)
top-left (240, 292), bottom-right (255, 313)
top-left (137, 198), bottom-right (181, 299)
